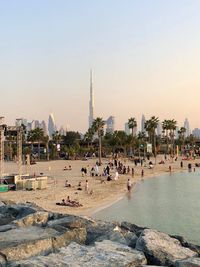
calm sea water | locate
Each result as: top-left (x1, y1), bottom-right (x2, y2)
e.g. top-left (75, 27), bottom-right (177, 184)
top-left (94, 171), bottom-right (200, 245)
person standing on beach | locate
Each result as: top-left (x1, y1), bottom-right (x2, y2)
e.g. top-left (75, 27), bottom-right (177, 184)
top-left (141, 169), bottom-right (144, 177)
top-left (127, 178), bottom-right (132, 192)
top-left (180, 161), bottom-right (183, 168)
top-left (131, 168), bottom-right (134, 177)
top-left (85, 180), bottom-right (89, 194)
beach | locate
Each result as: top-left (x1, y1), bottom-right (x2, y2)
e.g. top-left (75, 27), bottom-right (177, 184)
top-left (0, 155), bottom-right (197, 217)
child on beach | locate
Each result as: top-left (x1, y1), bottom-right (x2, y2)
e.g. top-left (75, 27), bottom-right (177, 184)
top-left (127, 178), bottom-right (132, 192)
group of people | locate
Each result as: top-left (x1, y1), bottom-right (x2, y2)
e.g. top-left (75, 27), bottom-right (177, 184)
top-left (56, 196), bottom-right (82, 207)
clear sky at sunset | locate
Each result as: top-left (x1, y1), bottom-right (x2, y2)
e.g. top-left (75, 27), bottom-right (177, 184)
top-left (1, 0), bottom-right (200, 132)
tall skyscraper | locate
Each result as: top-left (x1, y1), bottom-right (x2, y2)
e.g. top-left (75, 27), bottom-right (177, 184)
top-left (40, 120), bottom-right (47, 135)
top-left (125, 122), bottom-right (130, 135)
top-left (141, 114), bottom-right (146, 132)
top-left (184, 118), bottom-right (190, 137)
top-left (88, 70), bottom-right (94, 128)
top-left (157, 121), bottom-right (162, 136)
top-left (106, 116), bottom-right (115, 134)
top-left (48, 113), bottom-right (56, 138)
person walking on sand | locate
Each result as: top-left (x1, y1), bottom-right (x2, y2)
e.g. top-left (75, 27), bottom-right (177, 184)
top-left (131, 168), bottom-right (134, 177)
top-left (127, 178), bottom-right (132, 192)
top-left (85, 180), bottom-right (89, 194)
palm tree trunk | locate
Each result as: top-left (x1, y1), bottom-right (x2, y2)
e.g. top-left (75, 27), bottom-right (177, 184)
top-left (99, 136), bottom-right (102, 165)
top-left (38, 142), bottom-right (40, 160)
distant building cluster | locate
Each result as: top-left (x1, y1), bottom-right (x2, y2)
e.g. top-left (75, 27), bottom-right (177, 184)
top-left (15, 115), bottom-right (68, 139)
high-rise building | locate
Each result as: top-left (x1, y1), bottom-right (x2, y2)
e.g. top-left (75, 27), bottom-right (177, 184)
top-left (40, 120), bottom-right (47, 135)
top-left (157, 121), bottom-right (162, 136)
top-left (125, 122), bottom-right (130, 135)
top-left (192, 128), bottom-right (200, 138)
top-left (141, 114), bottom-right (146, 132)
top-left (106, 116), bottom-right (115, 134)
top-left (35, 120), bottom-right (40, 129)
top-left (184, 118), bottom-right (190, 137)
top-left (48, 113), bottom-right (56, 138)
top-left (15, 118), bottom-right (28, 128)
top-left (88, 70), bottom-right (94, 128)
top-left (59, 126), bottom-right (65, 136)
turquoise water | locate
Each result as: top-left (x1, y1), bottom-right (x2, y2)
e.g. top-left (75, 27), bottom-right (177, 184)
top-left (94, 171), bottom-right (200, 244)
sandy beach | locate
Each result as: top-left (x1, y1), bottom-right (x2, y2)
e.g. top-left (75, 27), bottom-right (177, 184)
top-left (0, 155), bottom-right (197, 217)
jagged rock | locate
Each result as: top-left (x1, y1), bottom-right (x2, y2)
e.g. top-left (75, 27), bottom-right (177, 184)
top-left (47, 215), bottom-right (92, 230)
top-left (176, 257), bottom-right (200, 266)
top-left (171, 235), bottom-right (200, 255)
top-left (136, 229), bottom-right (197, 266)
top-left (0, 224), bottom-right (15, 233)
top-left (85, 220), bottom-right (118, 244)
top-left (11, 240), bottom-right (147, 267)
top-left (121, 221), bottom-right (146, 236)
top-left (0, 204), bottom-right (36, 224)
top-left (13, 212), bottom-right (49, 227)
top-left (0, 226), bottom-right (86, 263)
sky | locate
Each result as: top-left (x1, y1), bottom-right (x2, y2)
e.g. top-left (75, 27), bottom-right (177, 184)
top-left (1, 0), bottom-right (200, 133)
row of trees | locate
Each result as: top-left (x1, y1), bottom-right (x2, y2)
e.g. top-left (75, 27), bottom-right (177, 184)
top-left (85, 116), bottom-right (194, 164)
top-left (3, 116), bottom-right (197, 163)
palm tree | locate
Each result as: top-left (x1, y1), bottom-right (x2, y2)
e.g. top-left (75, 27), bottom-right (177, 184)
top-left (178, 127), bottom-right (186, 155)
top-left (43, 135), bottom-right (49, 161)
top-left (128, 117), bottom-right (137, 155)
top-left (91, 117), bottom-right (105, 165)
top-left (145, 116), bottom-right (159, 157)
top-left (162, 119), bottom-right (177, 156)
top-left (33, 128), bottom-right (45, 160)
top-left (168, 119), bottom-right (177, 156)
top-left (84, 127), bottom-right (94, 148)
top-left (128, 117), bottom-right (137, 137)
top-left (137, 131), bottom-right (146, 158)
top-left (52, 131), bottom-right (62, 159)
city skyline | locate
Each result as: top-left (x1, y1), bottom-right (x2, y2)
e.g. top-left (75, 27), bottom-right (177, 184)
top-left (1, 1), bottom-right (200, 132)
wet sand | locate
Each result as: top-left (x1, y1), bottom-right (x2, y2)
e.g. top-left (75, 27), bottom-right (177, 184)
top-left (0, 155), bottom-right (197, 217)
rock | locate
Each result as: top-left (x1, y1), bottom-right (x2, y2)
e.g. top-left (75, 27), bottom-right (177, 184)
top-left (11, 240), bottom-right (147, 267)
top-left (176, 257), bottom-right (200, 267)
top-left (121, 221), bottom-right (146, 236)
top-left (13, 212), bottom-right (49, 227)
top-left (0, 253), bottom-right (6, 267)
top-left (85, 221), bottom-right (118, 244)
top-left (0, 225), bottom-right (86, 263)
top-left (0, 204), bottom-right (36, 223)
top-left (52, 227), bottom-right (87, 250)
top-left (136, 229), bottom-right (197, 266)
top-left (171, 235), bottom-right (200, 255)
top-left (47, 215), bottom-right (91, 230)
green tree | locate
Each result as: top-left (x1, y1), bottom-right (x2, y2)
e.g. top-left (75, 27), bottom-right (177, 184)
top-left (91, 117), bottom-right (105, 165)
top-left (145, 116), bottom-right (159, 157)
top-left (128, 117), bottom-right (137, 155)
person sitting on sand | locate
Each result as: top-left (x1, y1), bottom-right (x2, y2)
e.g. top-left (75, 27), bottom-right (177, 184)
top-left (107, 175), bottom-right (112, 181)
top-left (77, 181), bottom-right (82, 190)
top-left (65, 180), bottom-right (71, 187)
top-left (63, 166), bottom-right (68, 171)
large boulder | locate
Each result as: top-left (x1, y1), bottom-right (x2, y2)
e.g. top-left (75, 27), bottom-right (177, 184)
top-left (176, 257), bottom-right (200, 267)
top-left (136, 229), bottom-right (197, 266)
top-left (0, 204), bottom-right (36, 224)
top-left (13, 211), bottom-right (49, 227)
top-left (10, 240), bottom-right (147, 267)
top-left (0, 226), bottom-right (86, 263)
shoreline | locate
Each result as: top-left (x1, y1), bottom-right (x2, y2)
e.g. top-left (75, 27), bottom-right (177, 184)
top-left (0, 156), bottom-right (197, 218)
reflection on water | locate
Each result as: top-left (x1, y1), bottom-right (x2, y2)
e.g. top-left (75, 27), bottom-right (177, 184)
top-left (94, 171), bottom-right (200, 245)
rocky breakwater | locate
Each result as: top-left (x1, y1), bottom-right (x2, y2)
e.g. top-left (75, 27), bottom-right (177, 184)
top-left (0, 201), bottom-right (199, 267)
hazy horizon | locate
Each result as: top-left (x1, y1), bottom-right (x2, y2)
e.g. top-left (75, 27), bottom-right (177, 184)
top-left (1, 0), bottom-right (200, 132)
